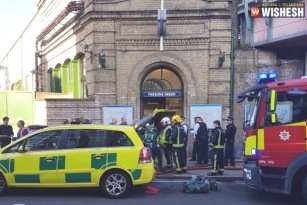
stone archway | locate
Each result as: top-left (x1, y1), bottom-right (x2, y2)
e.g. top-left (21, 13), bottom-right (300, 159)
top-left (127, 52), bottom-right (197, 120)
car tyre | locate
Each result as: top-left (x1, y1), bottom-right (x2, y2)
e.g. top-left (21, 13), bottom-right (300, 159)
top-left (302, 175), bottom-right (307, 203)
top-left (100, 170), bottom-right (131, 199)
top-left (0, 174), bottom-right (8, 196)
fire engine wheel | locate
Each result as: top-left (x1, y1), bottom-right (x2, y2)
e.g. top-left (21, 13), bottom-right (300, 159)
top-left (100, 170), bottom-right (131, 199)
top-left (0, 174), bottom-right (8, 196)
top-left (302, 175), bottom-right (307, 203)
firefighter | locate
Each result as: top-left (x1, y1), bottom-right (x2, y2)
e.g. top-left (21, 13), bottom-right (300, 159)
top-left (208, 120), bottom-right (226, 176)
top-left (171, 115), bottom-right (185, 174)
top-left (160, 117), bottom-right (173, 168)
top-left (224, 116), bottom-right (237, 167)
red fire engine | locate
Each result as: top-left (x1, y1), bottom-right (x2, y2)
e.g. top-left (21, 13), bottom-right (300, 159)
top-left (237, 73), bottom-right (307, 202)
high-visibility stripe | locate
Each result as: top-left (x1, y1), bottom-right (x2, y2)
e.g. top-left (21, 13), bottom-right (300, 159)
top-left (258, 129), bottom-right (264, 150)
top-left (271, 113), bottom-right (277, 123)
top-left (15, 174), bottom-right (40, 183)
top-left (245, 135), bottom-right (256, 155)
top-left (65, 173), bottom-right (91, 183)
top-left (174, 151), bottom-right (182, 171)
top-left (270, 90), bottom-right (276, 111)
top-left (211, 154), bottom-right (218, 173)
top-left (285, 122), bottom-right (306, 126)
top-left (128, 169), bottom-right (142, 180)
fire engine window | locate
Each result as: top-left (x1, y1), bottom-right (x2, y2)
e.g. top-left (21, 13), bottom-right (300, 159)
top-left (274, 91), bottom-right (307, 124)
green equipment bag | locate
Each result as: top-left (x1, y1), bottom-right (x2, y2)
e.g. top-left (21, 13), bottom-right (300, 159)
top-left (183, 175), bottom-right (218, 194)
top-left (144, 127), bottom-right (158, 149)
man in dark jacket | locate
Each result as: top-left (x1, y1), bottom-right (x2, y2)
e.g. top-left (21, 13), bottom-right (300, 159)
top-left (0, 116), bottom-right (14, 148)
top-left (171, 115), bottom-right (185, 174)
top-left (224, 116), bottom-right (237, 167)
top-left (208, 120), bottom-right (226, 176)
top-left (192, 117), bottom-right (209, 165)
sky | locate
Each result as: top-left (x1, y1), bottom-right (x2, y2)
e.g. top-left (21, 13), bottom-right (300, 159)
top-left (0, 0), bottom-right (38, 61)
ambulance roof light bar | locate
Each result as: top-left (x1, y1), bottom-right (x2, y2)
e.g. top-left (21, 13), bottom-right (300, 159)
top-left (258, 72), bottom-right (277, 84)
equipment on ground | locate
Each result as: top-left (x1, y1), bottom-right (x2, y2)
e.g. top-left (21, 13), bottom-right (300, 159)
top-left (183, 175), bottom-right (218, 194)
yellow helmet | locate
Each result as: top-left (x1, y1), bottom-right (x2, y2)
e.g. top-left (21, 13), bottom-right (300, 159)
top-left (172, 115), bottom-right (181, 122)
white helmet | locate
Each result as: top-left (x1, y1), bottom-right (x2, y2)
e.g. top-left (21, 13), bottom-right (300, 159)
top-left (161, 117), bottom-right (171, 125)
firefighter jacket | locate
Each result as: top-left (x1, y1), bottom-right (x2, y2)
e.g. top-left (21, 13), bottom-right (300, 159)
top-left (171, 123), bottom-right (185, 148)
top-left (160, 125), bottom-right (172, 144)
top-left (225, 123), bottom-right (237, 142)
top-left (209, 127), bottom-right (226, 149)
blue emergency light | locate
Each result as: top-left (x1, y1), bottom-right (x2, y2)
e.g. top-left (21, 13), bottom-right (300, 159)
top-left (258, 72), bottom-right (277, 84)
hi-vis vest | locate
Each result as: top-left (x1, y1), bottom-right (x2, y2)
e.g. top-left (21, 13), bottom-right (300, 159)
top-left (160, 125), bottom-right (171, 144)
top-left (20, 127), bottom-right (27, 138)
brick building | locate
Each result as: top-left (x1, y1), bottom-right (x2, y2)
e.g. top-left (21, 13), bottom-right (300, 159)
top-left (35, 0), bottom-right (233, 125)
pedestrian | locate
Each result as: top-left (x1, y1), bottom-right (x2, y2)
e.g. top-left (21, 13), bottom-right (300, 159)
top-left (192, 117), bottom-right (209, 165)
top-left (110, 118), bottom-right (117, 125)
top-left (208, 120), bottom-right (226, 176)
top-left (63, 119), bottom-right (69, 124)
top-left (120, 117), bottom-right (128, 125)
top-left (0, 116), bottom-right (14, 148)
top-left (181, 116), bottom-right (189, 172)
top-left (224, 116), bottom-right (237, 167)
top-left (160, 117), bottom-right (173, 169)
top-left (16, 120), bottom-right (28, 140)
top-left (171, 115), bottom-right (185, 174)
top-left (143, 120), bottom-right (163, 172)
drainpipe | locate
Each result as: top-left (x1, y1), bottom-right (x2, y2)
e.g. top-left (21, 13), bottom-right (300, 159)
top-left (229, 22), bottom-right (235, 117)
top-left (35, 45), bottom-right (39, 92)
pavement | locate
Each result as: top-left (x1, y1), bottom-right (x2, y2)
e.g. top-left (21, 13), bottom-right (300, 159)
top-left (154, 158), bottom-right (243, 182)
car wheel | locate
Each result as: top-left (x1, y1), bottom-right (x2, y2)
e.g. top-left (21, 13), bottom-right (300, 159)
top-left (100, 170), bottom-right (131, 199)
top-left (0, 174), bottom-right (8, 196)
top-left (302, 175), bottom-right (307, 203)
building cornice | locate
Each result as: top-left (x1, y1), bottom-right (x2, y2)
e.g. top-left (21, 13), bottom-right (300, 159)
top-left (115, 37), bottom-right (210, 46)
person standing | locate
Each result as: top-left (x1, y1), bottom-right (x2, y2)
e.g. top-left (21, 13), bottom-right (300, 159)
top-left (120, 117), bottom-right (128, 125)
top-left (181, 116), bottom-right (189, 172)
top-left (16, 120), bottom-right (28, 140)
top-left (0, 117), bottom-right (14, 148)
top-left (109, 118), bottom-right (117, 125)
top-left (208, 120), bottom-right (226, 176)
top-left (171, 115), bottom-right (185, 174)
top-left (160, 117), bottom-right (173, 168)
top-left (143, 120), bottom-right (163, 172)
top-left (224, 116), bottom-right (237, 167)
top-left (192, 117), bottom-right (209, 165)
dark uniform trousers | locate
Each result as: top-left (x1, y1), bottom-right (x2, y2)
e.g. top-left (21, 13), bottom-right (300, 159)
top-left (182, 140), bottom-right (188, 169)
top-left (173, 147), bottom-right (185, 171)
top-left (191, 140), bottom-right (197, 160)
top-left (224, 139), bottom-right (235, 166)
top-left (165, 144), bottom-right (173, 167)
top-left (0, 141), bottom-right (10, 148)
top-left (211, 148), bottom-right (225, 174)
top-left (197, 136), bottom-right (208, 164)
top-left (151, 147), bottom-right (163, 168)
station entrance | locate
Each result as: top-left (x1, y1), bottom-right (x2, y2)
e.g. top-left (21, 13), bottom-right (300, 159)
top-left (140, 68), bottom-right (183, 117)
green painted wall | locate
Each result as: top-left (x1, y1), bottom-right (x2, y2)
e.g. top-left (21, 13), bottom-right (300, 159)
top-left (61, 65), bottom-right (68, 94)
top-left (53, 69), bottom-right (61, 93)
top-left (0, 91), bottom-right (35, 135)
top-left (72, 60), bottom-right (81, 98)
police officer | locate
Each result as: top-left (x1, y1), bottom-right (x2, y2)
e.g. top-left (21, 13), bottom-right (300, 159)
top-left (224, 116), bottom-right (237, 167)
top-left (208, 120), bottom-right (226, 176)
top-left (160, 117), bottom-right (173, 169)
top-left (192, 117), bottom-right (209, 165)
top-left (181, 116), bottom-right (189, 172)
top-left (171, 115), bottom-right (185, 174)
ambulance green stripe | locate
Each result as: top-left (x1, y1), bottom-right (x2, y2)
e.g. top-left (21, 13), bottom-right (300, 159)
top-left (9, 159), bottom-right (14, 173)
top-left (65, 173), bottom-right (91, 183)
top-left (15, 174), bottom-right (40, 183)
top-left (39, 156), bottom-right (57, 170)
top-left (128, 169), bottom-right (142, 180)
top-left (0, 159), bottom-right (9, 173)
top-left (91, 153), bottom-right (107, 169)
top-left (107, 153), bottom-right (117, 167)
top-left (57, 156), bottom-right (65, 169)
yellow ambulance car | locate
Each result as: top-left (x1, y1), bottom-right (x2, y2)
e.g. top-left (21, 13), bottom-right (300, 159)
top-left (0, 124), bottom-right (155, 198)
